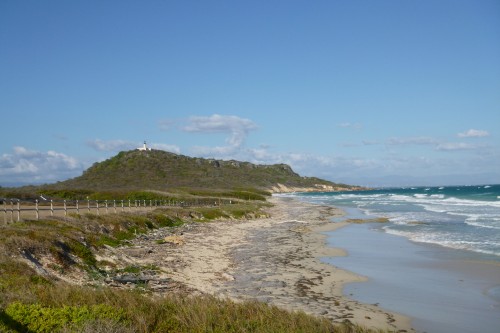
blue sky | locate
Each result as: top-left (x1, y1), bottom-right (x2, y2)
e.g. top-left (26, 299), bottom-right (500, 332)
top-left (1, 0), bottom-right (499, 187)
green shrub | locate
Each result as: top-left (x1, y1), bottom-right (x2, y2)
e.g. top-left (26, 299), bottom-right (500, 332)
top-left (226, 190), bottom-right (267, 201)
top-left (150, 214), bottom-right (183, 228)
top-left (29, 275), bottom-right (51, 286)
top-left (195, 208), bottom-right (228, 220)
top-left (5, 302), bottom-right (128, 333)
top-left (95, 235), bottom-right (121, 248)
top-left (121, 265), bottom-right (141, 274)
top-left (67, 240), bottom-right (96, 267)
top-left (37, 189), bottom-right (93, 200)
top-left (126, 191), bottom-right (165, 201)
top-left (115, 230), bottom-right (136, 242)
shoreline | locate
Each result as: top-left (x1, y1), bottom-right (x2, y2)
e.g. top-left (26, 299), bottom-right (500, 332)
top-left (99, 196), bottom-right (414, 332)
top-left (218, 197), bottom-right (414, 331)
top-left (324, 219), bottom-right (500, 333)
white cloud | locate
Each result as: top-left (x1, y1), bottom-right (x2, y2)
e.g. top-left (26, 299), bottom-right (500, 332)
top-left (191, 145), bottom-right (238, 156)
top-left (387, 136), bottom-right (438, 146)
top-left (242, 140), bottom-right (500, 187)
top-left (183, 114), bottom-right (257, 137)
top-left (338, 122), bottom-right (362, 130)
top-left (0, 146), bottom-right (84, 185)
top-left (247, 147), bottom-right (278, 162)
top-left (457, 129), bottom-right (489, 138)
top-left (87, 139), bottom-right (181, 154)
top-left (244, 147), bottom-right (380, 180)
top-left (341, 142), bottom-right (360, 147)
top-left (183, 114), bottom-right (258, 157)
top-left (382, 136), bottom-right (484, 152)
top-left (362, 140), bottom-right (380, 146)
top-left (87, 139), bottom-right (138, 152)
top-left (150, 143), bottom-right (181, 154)
top-left (435, 142), bottom-right (477, 151)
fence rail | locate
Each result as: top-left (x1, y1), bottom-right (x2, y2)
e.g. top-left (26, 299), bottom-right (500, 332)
top-left (1, 197), bottom-right (232, 224)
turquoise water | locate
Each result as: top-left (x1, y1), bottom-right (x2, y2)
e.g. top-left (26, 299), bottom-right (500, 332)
top-left (282, 184), bottom-right (500, 332)
top-left (294, 184), bottom-right (500, 260)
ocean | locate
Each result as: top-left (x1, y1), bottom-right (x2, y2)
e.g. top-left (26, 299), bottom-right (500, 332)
top-left (295, 184), bottom-right (500, 261)
top-left (283, 184), bottom-right (500, 332)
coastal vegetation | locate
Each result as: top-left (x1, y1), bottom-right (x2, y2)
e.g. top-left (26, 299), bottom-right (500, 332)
top-left (1, 204), bottom-right (384, 333)
top-left (1, 283), bottom-right (373, 333)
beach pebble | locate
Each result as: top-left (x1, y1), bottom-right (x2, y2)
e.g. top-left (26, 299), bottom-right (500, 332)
top-left (221, 273), bottom-right (235, 281)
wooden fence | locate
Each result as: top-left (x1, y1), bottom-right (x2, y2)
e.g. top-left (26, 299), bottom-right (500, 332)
top-left (1, 197), bottom-right (231, 224)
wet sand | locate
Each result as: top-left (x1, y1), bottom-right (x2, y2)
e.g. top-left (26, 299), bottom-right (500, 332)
top-left (99, 196), bottom-right (414, 332)
top-left (326, 221), bottom-right (500, 333)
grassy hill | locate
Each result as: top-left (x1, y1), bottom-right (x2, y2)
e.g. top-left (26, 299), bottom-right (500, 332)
top-left (44, 149), bottom-right (355, 192)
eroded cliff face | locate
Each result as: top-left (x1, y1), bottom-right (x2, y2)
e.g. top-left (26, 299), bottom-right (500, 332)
top-left (269, 183), bottom-right (365, 193)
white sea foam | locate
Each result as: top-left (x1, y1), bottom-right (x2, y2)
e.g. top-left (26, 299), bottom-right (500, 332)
top-left (421, 205), bottom-right (455, 214)
top-left (393, 194), bottom-right (500, 211)
top-left (464, 215), bottom-right (500, 230)
top-left (442, 197), bottom-right (500, 207)
top-left (383, 228), bottom-right (500, 257)
top-left (387, 212), bottom-right (430, 225)
top-left (296, 186), bottom-right (500, 260)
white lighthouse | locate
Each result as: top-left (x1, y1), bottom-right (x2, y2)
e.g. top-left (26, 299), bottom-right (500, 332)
top-left (137, 141), bottom-right (152, 151)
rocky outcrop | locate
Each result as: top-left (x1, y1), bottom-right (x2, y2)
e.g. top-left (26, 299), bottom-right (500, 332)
top-left (269, 183), bottom-right (366, 193)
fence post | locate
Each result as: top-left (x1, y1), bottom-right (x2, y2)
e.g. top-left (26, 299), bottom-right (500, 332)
top-left (76, 200), bottom-right (79, 215)
top-left (105, 200), bottom-right (108, 214)
top-left (50, 200), bottom-right (54, 217)
top-left (64, 200), bottom-right (67, 217)
top-left (3, 199), bottom-right (6, 224)
top-left (16, 200), bottom-right (20, 222)
top-left (150, 200), bottom-right (152, 210)
top-left (8, 200), bottom-right (13, 223)
top-left (143, 200), bottom-right (146, 209)
top-left (113, 200), bottom-right (117, 213)
top-left (128, 199), bottom-right (131, 211)
top-left (121, 200), bottom-right (124, 212)
top-left (87, 197), bottom-right (90, 213)
top-left (96, 200), bottom-right (100, 216)
top-left (35, 199), bottom-right (39, 221)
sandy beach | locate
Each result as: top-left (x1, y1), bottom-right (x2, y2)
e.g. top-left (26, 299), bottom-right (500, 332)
top-left (98, 196), bottom-right (414, 332)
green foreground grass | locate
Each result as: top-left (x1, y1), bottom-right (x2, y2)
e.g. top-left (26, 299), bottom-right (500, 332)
top-left (0, 194), bottom-right (387, 333)
top-left (0, 280), bottom-right (381, 333)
